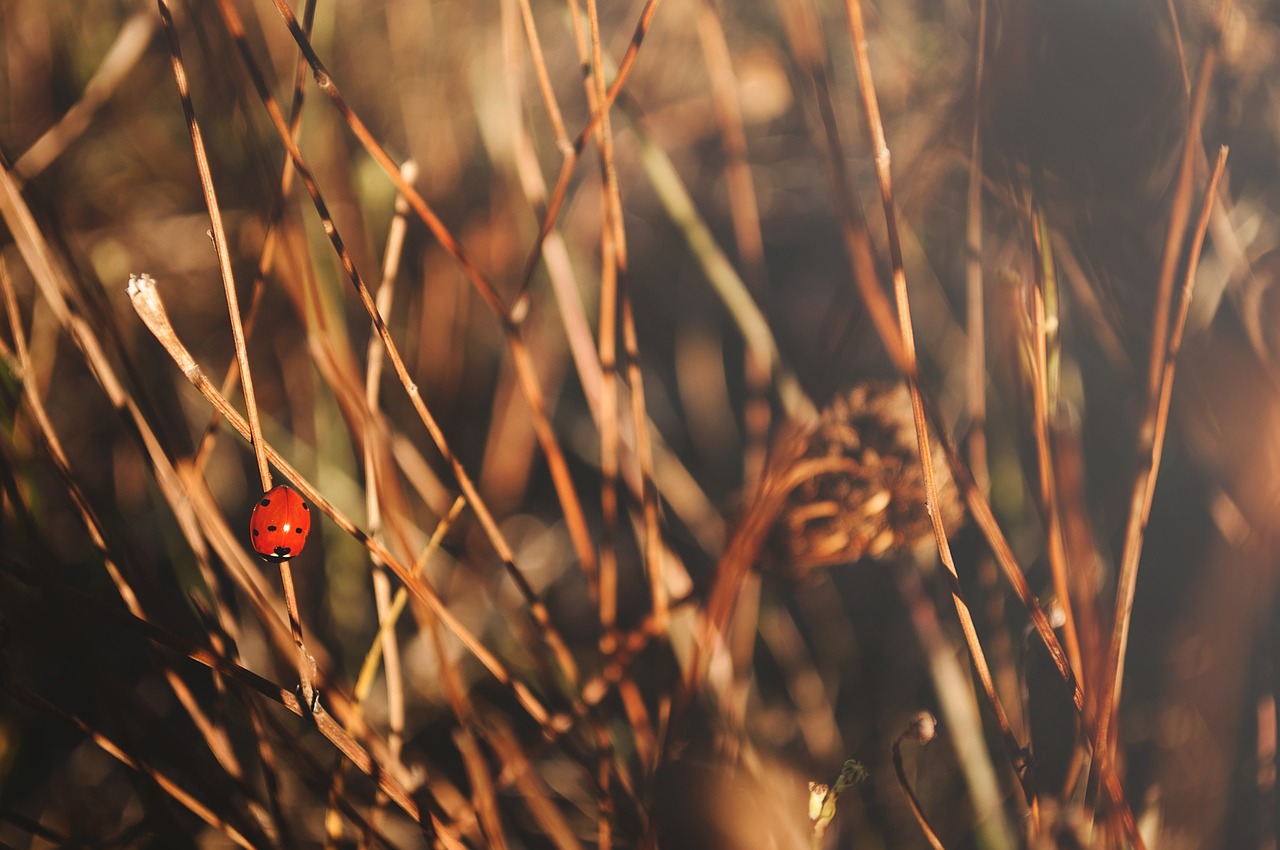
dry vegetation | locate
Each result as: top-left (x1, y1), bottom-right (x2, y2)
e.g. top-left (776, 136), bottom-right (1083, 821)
top-left (2, 0), bottom-right (1279, 847)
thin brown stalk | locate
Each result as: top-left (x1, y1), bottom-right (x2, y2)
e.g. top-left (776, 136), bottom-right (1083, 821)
top-left (512, 0), bottom-right (571, 153)
top-left (485, 718), bottom-right (589, 850)
top-left (502, 0), bottom-right (606, 601)
top-left (1097, 0), bottom-right (1227, 765)
top-left (893, 716), bottom-right (946, 850)
top-left (514, 0), bottom-right (666, 302)
top-left (156, 0), bottom-right (323, 717)
top-left (1164, 0), bottom-right (1192, 98)
top-left (841, 0), bottom-right (1029, 806)
top-left (192, 0), bottom-right (317, 478)
top-left (351, 497), bottom-right (466, 704)
top-left (456, 729), bottom-right (512, 850)
top-left (616, 674), bottom-right (659, 772)
top-left (580, 0), bottom-right (624, 653)
top-left (622, 292), bottom-right (668, 633)
top-left (965, 0), bottom-right (989, 495)
top-left (896, 561), bottom-right (1015, 848)
top-left (1258, 692), bottom-right (1277, 850)
top-left (599, 256), bottom-right (622, 644)
top-left (15, 12), bottom-right (155, 179)
top-left (561, 1), bottom-right (666, 788)
top-left (504, 0), bottom-right (595, 425)
top-left (1144, 0), bottom-right (1224, 404)
top-left (597, 724), bottom-right (614, 850)
top-left (1099, 146), bottom-right (1229, 766)
top-left (275, 561), bottom-right (317, 713)
top-left (334, 159), bottom-right (418, 839)
top-left (1051, 424), bottom-right (1106, 721)
top-left (774, 0), bottom-right (906, 373)
top-left (1029, 222), bottom-right (1084, 689)
top-left (958, 441), bottom-right (1089, 734)
top-left (694, 0), bottom-right (772, 489)
top-left (154, 0), bottom-right (269, 493)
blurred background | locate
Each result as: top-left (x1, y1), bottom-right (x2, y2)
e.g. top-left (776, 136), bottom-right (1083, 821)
top-left (2, 0), bottom-right (1280, 847)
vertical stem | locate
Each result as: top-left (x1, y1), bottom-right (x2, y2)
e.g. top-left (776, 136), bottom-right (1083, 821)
top-left (155, 0), bottom-right (270, 493)
top-left (965, 0), bottom-right (989, 494)
top-left (843, 0), bottom-right (1031, 824)
top-left (1029, 218), bottom-right (1084, 688)
top-left (157, 0), bottom-right (319, 716)
top-left (1097, 0), bottom-right (1226, 767)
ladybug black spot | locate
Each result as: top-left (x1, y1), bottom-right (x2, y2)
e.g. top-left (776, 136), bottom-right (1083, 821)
top-left (252, 529), bottom-right (258, 537)
top-left (301, 502), bottom-right (310, 511)
top-left (295, 527), bottom-right (303, 534)
top-left (267, 525), bottom-right (277, 532)
top-left (260, 497), bottom-right (271, 506)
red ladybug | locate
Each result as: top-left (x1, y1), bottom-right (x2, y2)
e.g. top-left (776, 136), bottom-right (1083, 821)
top-left (250, 484), bottom-right (311, 561)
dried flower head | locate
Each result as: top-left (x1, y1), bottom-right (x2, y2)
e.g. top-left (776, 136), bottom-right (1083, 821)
top-left (909, 710), bottom-right (938, 745)
top-left (760, 383), bottom-right (964, 580)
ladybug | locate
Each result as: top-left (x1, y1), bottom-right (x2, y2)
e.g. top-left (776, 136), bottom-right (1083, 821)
top-left (249, 484), bottom-right (312, 561)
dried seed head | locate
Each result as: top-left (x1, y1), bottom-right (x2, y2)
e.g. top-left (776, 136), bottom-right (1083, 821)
top-left (127, 273), bottom-right (201, 380)
top-left (910, 711), bottom-right (938, 745)
top-left (759, 383), bottom-right (964, 581)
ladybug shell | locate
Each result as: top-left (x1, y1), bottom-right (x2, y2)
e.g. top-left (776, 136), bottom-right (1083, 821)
top-left (250, 484), bottom-right (311, 561)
